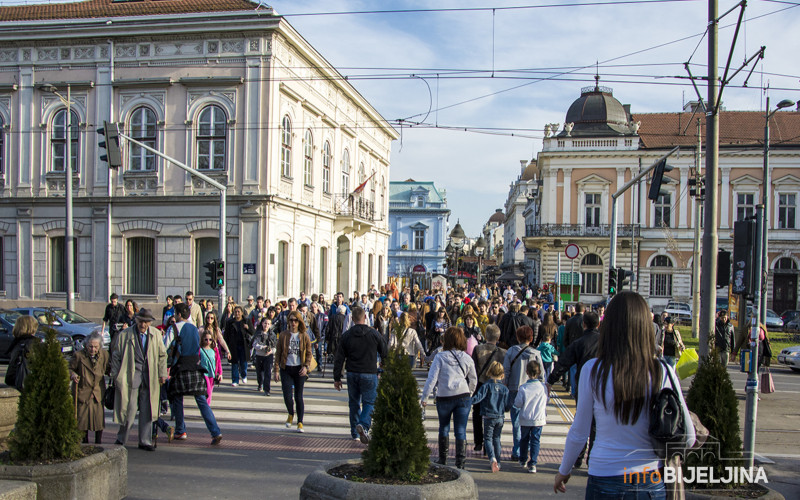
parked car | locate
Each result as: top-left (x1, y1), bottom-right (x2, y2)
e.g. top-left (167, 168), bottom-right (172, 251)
top-left (0, 309), bottom-right (75, 361)
top-left (781, 310), bottom-right (800, 327)
top-left (12, 307), bottom-right (110, 351)
top-left (785, 316), bottom-right (800, 332)
top-left (664, 301), bottom-right (692, 324)
top-left (777, 346), bottom-right (800, 372)
top-left (743, 306), bottom-right (784, 330)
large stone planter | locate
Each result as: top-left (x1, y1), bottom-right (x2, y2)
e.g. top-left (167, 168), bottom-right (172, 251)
top-left (0, 445), bottom-right (127, 500)
top-left (0, 387), bottom-right (20, 448)
top-left (300, 459), bottom-right (478, 500)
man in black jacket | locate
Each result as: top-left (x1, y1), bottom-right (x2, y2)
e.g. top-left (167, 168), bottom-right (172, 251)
top-left (546, 310), bottom-right (599, 399)
top-left (333, 306), bottom-right (388, 444)
top-left (497, 302), bottom-right (533, 348)
top-left (563, 302), bottom-right (586, 348)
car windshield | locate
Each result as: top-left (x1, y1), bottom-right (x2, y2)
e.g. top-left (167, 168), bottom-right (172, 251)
top-left (767, 310), bottom-right (779, 318)
top-left (50, 308), bottom-right (92, 324)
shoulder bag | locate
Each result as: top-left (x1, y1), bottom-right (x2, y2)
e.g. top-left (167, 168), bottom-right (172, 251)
top-left (476, 346), bottom-right (499, 380)
top-left (167, 330), bottom-right (207, 398)
top-left (649, 359), bottom-right (687, 459)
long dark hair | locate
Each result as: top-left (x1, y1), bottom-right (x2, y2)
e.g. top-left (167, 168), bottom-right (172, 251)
top-left (591, 291), bottom-right (661, 425)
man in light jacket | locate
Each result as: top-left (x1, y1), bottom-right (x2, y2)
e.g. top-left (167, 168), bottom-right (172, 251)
top-left (502, 325), bottom-right (545, 462)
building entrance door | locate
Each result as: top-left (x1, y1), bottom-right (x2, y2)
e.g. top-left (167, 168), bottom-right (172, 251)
top-left (773, 273), bottom-right (798, 314)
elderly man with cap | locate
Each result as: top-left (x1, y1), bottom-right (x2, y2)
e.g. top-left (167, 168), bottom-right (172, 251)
top-left (110, 308), bottom-right (168, 451)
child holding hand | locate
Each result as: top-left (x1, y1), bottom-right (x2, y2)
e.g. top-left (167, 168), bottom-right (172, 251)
top-left (514, 360), bottom-right (547, 473)
top-left (470, 361), bottom-right (510, 473)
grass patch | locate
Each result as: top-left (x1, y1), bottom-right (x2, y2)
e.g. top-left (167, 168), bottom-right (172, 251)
top-left (682, 330), bottom-right (800, 362)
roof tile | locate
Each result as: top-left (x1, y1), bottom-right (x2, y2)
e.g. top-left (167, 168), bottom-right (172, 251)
top-left (0, 0), bottom-right (260, 22)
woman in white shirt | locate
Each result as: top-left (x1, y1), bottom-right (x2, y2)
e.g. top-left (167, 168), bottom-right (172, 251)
top-left (554, 291), bottom-right (695, 498)
top-left (420, 327), bottom-right (477, 469)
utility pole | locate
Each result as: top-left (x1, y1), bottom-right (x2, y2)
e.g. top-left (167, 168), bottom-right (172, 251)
top-left (691, 120), bottom-right (702, 338)
top-left (699, 0), bottom-right (720, 358)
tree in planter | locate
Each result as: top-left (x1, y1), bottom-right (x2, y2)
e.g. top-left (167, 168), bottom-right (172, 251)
top-left (8, 330), bottom-right (82, 461)
top-left (684, 351), bottom-right (742, 488)
top-left (362, 335), bottom-right (430, 480)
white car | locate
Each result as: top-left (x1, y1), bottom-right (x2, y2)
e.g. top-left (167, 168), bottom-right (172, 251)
top-left (663, 302), bottom-right (692, 324)
top-left (777, 346), bottom-right (800, 372)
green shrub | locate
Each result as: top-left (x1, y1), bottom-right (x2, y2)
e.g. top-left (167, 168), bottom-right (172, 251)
top-left (362, 337), bottom-right (429, 479)
top-left (8, 330), bottom-right (82, 461)
top-left (684, 351), bottom-right (742, 488)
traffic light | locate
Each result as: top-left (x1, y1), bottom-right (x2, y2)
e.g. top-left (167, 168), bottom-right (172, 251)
top-left (215, 260), bottom-right (225, 289)
top-left (608, 267), bottom-right (618, 295)
top-left (717, 250), bottom-right (731, 288)
top-left (732, 220), bottom-right (756, 297)
top-left (97, 120), bottom-right (122, 168)
top-left (648, 158), bottom-right (674, 201)
top-left (204, 259), bottom-right (217, 290)
top-left (617, 267), bottom-right (634, 291)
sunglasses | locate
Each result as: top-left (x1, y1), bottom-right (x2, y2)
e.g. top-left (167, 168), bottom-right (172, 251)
top-left (203, 337), bottom-right (213, 342)
top-left (289, 318), bottom-right (299, 323)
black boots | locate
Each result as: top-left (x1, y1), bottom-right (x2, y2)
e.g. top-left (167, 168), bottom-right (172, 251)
top-left (436, 436), bottom-right (449, 465)
top-left (455, 439), bottom-right (467, 469)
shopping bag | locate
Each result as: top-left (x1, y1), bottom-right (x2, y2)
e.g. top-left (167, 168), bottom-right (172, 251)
top-left (675, 348), bottom-right (699, 380)
top-left (760, 368), bottom-right (775, 394)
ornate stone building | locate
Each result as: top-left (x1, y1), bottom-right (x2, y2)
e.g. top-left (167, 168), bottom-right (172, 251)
top-left (0, 0), bottom-right (397, 309)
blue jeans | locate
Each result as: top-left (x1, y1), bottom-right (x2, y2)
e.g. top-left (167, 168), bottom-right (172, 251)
top-left (663, 356), bottom-right (677, 369)
top-left (570, 365), bottom-right (578, 397)
top-left (586, 473), bottom-right (666, 499)
top-left (519, 425), bottom-right (542, 466)
top-left (483, 416), bottom-right (504, 462)
top-left (232, 344), bottom-right (248, 383)
top-left (435, 395), bottom-right (471, 440)
top-left (172, 393), bottom-right (221, 438)
top-left (346, 372), bottom-right (378, 437)
top-left (508, 389), bottom-right (521, 457)
top-left (543, 361), bottom-right (553, 382)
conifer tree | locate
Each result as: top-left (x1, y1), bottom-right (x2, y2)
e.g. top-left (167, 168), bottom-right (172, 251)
top-left (362, 334), bottom-right (430, 479)
top-left (684, 351), bottom-right (742, 487)
top-left (8, 330), bottom-right (82, 461)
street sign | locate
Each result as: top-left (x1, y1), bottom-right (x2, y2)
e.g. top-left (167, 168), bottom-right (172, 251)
top-left (243, 263), bottom-right (256, 275)
top-left (565, 244), bottom-right (579, 260)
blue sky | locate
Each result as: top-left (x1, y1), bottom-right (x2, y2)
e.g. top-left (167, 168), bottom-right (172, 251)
top-left (4, 0), bottom-right (798, 237)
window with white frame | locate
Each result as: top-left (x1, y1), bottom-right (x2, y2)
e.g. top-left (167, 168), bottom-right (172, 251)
top-left (197, 105), bottom-right (226, 170)
top-left (380, 177), bottom-right (386, 218)
top-left (737, 193), bottom-right (755, 221)
top-left (52, 109), bottom-right (79, 172)
top-left (280, 115), bottom-right (292, 178)
top-left (580, 253), bottom-right (603, 295)
top-left (357, 162), bottom-right (366, 194)
top-left (303, 129), bottom-right (313, 186)
top-left (413, 229), bottom-right (425, 250)
top-left (277, 241), bottom-right (288, 296)
top-left (342, 149), bottom-right (350, 193)
top-left (319, 246), bottom-right (328, 294)
top-left (322, 141), bottom-right (331, 193)
top-left (129, 106), bottom-right (157, 171)
top-left (50, 236), bottom-right (78, 293)
top-left (655, 193), bottom-right (671, 227)
top-left (778, 193), bottom-right (796, 229)
top-left (585, 193), bottom-right (601, 227)
top-left (370, 169), bottom-right (376, 201)
top-left (300, 244), bottom-right (310, 293)
top-left (414, 195), bottom-right (424, 208)
top-left (649, 255), bottom-right (673, 297)
top-left (127, 237), bottom-right (155, 295)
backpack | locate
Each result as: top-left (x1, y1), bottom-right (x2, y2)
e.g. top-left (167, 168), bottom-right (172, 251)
top-left (648, 359), bottom-right (686, 459)
top-left (6, 342), bottom-right (31, 392)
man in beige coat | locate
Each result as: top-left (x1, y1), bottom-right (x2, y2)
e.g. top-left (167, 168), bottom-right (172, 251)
top-left (110, 308), bottom-right (167, 451)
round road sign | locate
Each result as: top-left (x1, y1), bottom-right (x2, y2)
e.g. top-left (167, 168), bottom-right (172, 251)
top-left (565, 244), bottom-right (580, 260)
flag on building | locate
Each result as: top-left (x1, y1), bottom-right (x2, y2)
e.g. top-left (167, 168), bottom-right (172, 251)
top-left (352, 171), bottom-right (376, 195)
top-left (514, 237), bottom-right (522, 250)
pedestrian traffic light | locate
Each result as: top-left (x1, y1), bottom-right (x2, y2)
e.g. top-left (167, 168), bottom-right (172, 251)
top-left (215, 260), bottom-right (225, 289)
top-left (97, 120), bottom-right (122, 169)
top-left (617, 267), bottom-right (634, 291)
top-left (204, 259), bottom-right (217, 290)
top-left (648, 158), bottom-right (674, 201)
top-left (732, 220), bottom-right (756, 297)
top-left (608, 267), bottom-right (618, 295)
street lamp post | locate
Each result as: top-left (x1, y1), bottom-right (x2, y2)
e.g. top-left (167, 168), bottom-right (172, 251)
top-left (474, 236), bottom-right (486, 285)
top-left (45, 84), bottom-right (76, 311)
top-left (449, 221), bottom-right (466, 288)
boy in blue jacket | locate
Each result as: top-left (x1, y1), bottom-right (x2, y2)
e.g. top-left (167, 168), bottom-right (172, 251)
top-left (470, 361), bottom-right (510, 472)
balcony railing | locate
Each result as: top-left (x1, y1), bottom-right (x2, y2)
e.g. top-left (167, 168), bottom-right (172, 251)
top-left (334, 193), bottom-right (375, 221)
top-left (525, 224), bottom-right (640, 238)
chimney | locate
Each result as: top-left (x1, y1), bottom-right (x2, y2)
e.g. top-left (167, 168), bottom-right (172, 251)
top-left (520, 160), bottom-right (527, 173)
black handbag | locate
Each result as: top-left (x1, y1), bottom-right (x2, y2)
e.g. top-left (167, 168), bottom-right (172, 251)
top-left (103, 383), bottom-right (115, 410)
top-left (649, 359), bottom-right (686, 459)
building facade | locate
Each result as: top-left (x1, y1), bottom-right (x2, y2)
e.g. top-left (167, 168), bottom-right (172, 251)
top-left (522, 82), bottom-right (800, 311)
top-left (387, 180), bottom-right (450, 288)
top-left (501, 160), bottom-right (541, 283)
top-left (0, 0), bottom-right (398, 309)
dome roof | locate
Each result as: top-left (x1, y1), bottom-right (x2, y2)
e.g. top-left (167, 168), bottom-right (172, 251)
top-left (520, 160), bottom-right (539, 181)
top-left (559, 78), bottom-right (632, 137)
top-left (487, 209), bottom-right (504, 224)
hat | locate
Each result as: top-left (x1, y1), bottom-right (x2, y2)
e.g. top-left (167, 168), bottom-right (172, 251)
top-left (135, 308), bottom-right (156, 322)
top-left (247, 295), bottom-right (254, 300)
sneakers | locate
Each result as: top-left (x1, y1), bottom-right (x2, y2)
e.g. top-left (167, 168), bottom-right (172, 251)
top-left (518, 460), bottom-right (526, 468)
top-left (211, 434), bottom-right (223, 445)
top-left (231, 383), bottom-right (239, 387)
top-left (175, 432), bottom-right (188, 441)
top-left (297, 423), bottom-right (304, 433)
top-left (353, 436), bottom-right (360, 441)
top-left (242, 378), bottom-right (248, 385)
top-left (491, 459), bottom-right (500, 473)
top-left (356, 424), bottom-right (370, 444)
top-left (166, 426), bottom-right (175, 443)
top-left (528, 465), bottom-right (537, 473)
top-left (285, 415), bottom-right (293, 428)
top-left (257, 385), bottom-right (262, 392)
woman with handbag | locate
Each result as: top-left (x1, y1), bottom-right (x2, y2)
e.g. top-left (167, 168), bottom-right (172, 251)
top-left (252, 317), bottom-right (277, 395)
top-left (273, 310), bottom-right (313, 433)
top-left (420, 327), bottom-right (477, 469)
top-left (223, 306), bottom-right (252, 387)
top-left (554, 292), bottom-right (695, 498)
top-left (69, 332), bottom-right (109, 444)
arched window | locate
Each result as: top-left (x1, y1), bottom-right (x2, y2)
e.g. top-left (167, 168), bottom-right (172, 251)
top-left (0, 116), bottom-right (4, 175)
top-left (380, 176), bottom-right (386, 218)
top-left (281, 115), bottom-right (292, 177)
top-left (277, 240), bottom-right (288, 296)
top-left (197, 105), bottom-right (226, 170)
top-left (303, 129), bottom-right (313, 186)
top-left (370, 167), bottom-right (376, 202)
top-left (775, 257), bottom-right (798, 270)
top-left (322, 141), bottom-right (331, 193)
top-left (52, 109), bottom-right (80, 172)
top-left (129, 106), bottom-right (157, 171)
top-left (580, 253), bottom-right (603, 294)
top-left (650, 255), bottom-right (673, 297)
top-left (341, 149), bottom-right (350, 193)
